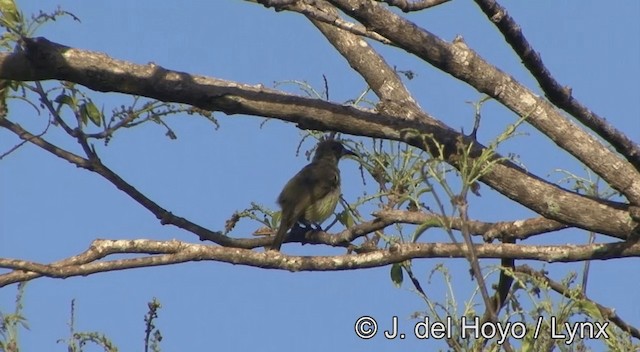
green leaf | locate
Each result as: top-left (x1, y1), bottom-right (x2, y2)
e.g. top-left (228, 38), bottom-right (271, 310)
top-left (575, 300), bottom-right (618, 348)
top-left (411, 218), bottom-right (439, 243)
top-left (271, 211), bottom-right (282, 229)
top-left (84, 101), bottom-right (102, 126)
top-left (79, 103), bottom-right (89, 125)
top-left (79, 101), bottom-right (102, 127)
top-left (0, 0), bottom-right (22, 27)
top-left (390, 263), bottom-right (403, 288)
top-left (336, 209), bottom-right (354, 229)
top-left (576, 300), bottom-right (601, 319)
top-left (520, 336), bottom-right (533, 352)
top-left (55, 94), bottom-right (75, 108)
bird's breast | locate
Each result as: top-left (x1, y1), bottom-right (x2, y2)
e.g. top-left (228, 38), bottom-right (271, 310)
top-left (303, 187), bottom-right (341, 223)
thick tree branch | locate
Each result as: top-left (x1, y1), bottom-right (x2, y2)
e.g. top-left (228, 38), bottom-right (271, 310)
top-left (0, 38), bottom-right (637, 239)
top-left (1, 239), bottom-right (639, 287)
top-left (307, 1), bottom-right (427, 123)
top-left (326, 0), bottom-right (640, 205)
top-left (473, 0), bottom-right (640, 170)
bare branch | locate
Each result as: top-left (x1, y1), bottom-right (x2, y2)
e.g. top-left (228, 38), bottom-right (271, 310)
top-left (473, 0), bottom-right (640, 170)
top-left (0, 115), bottom-right (51, 160)
top-left (1, 239), bottom-right (639, 287)
top-left (0, 117), bottom-right (239, 245)
top-left (375, 209), bottom-right (568, 241)
top-left (257, 0), bottom-right (393, 44)
top-left (307, 1), bottom-right (427, 123)
top-left (380, 0), bottom-right (451, 12)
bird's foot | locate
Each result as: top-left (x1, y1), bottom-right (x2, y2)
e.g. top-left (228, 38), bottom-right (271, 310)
top-left (296, 221), bottom-right (323, 233)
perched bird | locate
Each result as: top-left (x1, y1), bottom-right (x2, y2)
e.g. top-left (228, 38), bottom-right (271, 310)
top-left (270, 140), bottom-right (355, 251)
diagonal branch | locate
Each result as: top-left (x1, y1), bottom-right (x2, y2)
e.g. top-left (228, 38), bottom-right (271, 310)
top-left (516, 265), bottom-right (640, 339)
top-left (326, 0), bottom-right (640, 205)
top-left (306, 0), bottom-right (427, 123)
top-left (473, 0), bottom-right (640, 170)
top-left (0, 115), bottom-right (400, 250)
top-left (268, 0), bottom-right (430, 125)
top-left (380, 0), bottom-right (451, 12)
top-left (0, 117), bottom-right (242, 246)
top-left (254, 0), bottom-right (393, 44)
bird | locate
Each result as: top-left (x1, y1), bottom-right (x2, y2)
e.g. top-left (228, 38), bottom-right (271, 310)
top-left (270, 139), bottom-right (356, 251)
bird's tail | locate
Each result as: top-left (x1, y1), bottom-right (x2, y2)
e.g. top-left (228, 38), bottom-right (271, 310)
top-left (270, 213), bottom-right (294, 251)
top-left (270, 226), bottom-right (286, 251)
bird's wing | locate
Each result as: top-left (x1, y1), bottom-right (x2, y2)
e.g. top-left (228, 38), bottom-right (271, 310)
top-left (277, 160), bottom-right (339, 217)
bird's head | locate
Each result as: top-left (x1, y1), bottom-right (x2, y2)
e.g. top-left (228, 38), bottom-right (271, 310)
top-left (313, 140), bottom-right (356, 162)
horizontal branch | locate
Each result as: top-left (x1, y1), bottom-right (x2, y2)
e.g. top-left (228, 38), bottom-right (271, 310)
top-left (0, 38), bottom-right (637, 239)
top-left (375, 209), bottom-right (568, 241)
top-left (0, 238), bottom-right (638, 287)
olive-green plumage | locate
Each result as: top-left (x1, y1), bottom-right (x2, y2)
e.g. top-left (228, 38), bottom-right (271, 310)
top-left (270, 140), bottom-right (355, 251)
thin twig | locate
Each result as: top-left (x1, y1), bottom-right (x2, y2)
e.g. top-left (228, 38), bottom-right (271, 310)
top-left (381, 0), bottom-right (451, 12)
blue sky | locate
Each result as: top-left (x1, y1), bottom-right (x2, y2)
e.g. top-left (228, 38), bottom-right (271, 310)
top-left (1, 1), bottom-right (639, 350)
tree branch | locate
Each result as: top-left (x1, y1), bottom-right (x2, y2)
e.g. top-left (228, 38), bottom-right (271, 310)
top-left (254, 0), bottom-right (393, 44)
top-left (307, 1), bottom-right (427, 123)
top-left (0, 117), bottom-right (248, 246)
top-left (0, 38), bottom-right (637, 239)
top-left (516, 265), bottom-right (640, 339)
top-left (472, 0), bottom-right (640, 171)
top-left (326, 0), bottom-right (640, 205)
top-left (0, 114), bottom-right (401, 250)
top-left (380, 0), bottom-right (451, 12)
top-left (374, 209), bottom-right (568, 241)
top-left (1, 239), bottom-right (639, 287)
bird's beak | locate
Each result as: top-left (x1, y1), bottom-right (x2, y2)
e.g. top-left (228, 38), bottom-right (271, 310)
top-left (342, 148), bottom-right (358, 159)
